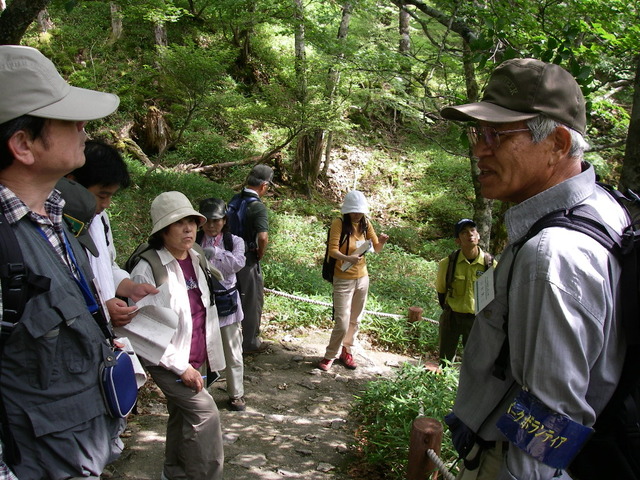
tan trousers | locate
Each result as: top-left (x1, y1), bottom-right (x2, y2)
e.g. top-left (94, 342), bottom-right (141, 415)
top-left (324, 276), bottom-right (369, 359)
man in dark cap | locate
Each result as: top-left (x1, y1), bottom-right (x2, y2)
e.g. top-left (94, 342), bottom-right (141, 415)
top-left (228, 164), bottom-right (273, 353)
top-left (435, 218), bottom-right (494, 365)
top-left (440, 58), bottom-right (628, 479)
top-left (0, 45), bottom-right (122, 479)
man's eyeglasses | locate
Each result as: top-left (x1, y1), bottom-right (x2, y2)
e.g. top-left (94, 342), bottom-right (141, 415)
top-left (467, 125), bottom-right (530, 150)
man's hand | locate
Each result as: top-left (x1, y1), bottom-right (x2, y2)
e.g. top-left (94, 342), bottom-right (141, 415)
top-left (106, 297), bottom-right (140, 327)
top-left (116, 278), bottom-right (159, 303)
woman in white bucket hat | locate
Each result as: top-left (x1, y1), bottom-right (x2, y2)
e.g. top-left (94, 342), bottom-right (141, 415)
top-left (128, 191), bottom-right (225, 480)
top-left (318, 190), bottom-right (389, 371)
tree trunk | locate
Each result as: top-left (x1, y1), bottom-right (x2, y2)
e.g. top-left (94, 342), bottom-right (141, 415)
top-left (292, 0), bottom-right (319, 193)
top-left (322, 1), bottom-right (353, 179)
top-left (295, 130), bottom-right (325, 195)
top-left (108, 2), bottom-right (123, 45)
top-left (0, 0), bottom-right (51, 44)
top-left (399, 5), bottom-right (410, 55)
top-left (230, 1), bottom-right (260, 85)
top-left (620, 56), bottom-right (640, 193)
top-left (293, 0), bottom-right (306, 104)
top-left (36, 7), bottom-right (53, 32)
top-left (154, 21), bottom-right (167, 47)
top-left (462, 41), bottom-right (494, 249)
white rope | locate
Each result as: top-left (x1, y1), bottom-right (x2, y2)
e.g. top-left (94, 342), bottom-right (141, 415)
top-left (264, 287), bottom-right (439, 325)
top-left (426, 448), bottom-right (456, 480)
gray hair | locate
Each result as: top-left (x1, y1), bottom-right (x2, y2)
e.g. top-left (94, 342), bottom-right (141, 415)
top-left (527, 116), bottom-right (589, 159)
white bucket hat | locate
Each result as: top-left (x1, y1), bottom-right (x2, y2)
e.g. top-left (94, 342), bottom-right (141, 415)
top-left (341, 190), bottom-right (369, 215)
top-left (150, 191), bottom-right (206, 235)
top-left (0, 45), bottom-right (119, 124)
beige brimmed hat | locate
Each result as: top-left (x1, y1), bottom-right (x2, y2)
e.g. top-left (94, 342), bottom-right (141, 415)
top-left (150, 191), bottom-right (206, 235)
top-left (0, 45), bottom-right (119, 125)
top-left (441, 58), bottom-right (586, 135)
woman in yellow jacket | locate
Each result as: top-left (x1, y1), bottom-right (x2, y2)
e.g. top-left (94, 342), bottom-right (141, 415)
top-left (318, 191), bottom-right (389, 371)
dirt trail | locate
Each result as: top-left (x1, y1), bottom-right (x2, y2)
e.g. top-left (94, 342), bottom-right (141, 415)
top-left (104, 328), bottom-right (427, 480)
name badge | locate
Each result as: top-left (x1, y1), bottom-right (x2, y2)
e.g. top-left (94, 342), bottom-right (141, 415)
top-left (496, 389), bottom-right (593, 469)
top-left (474, 266), bottom-right (495, 314)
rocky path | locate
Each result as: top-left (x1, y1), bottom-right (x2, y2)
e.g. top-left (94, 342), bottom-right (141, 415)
top-left (105, 328), bottom-right (425, 480)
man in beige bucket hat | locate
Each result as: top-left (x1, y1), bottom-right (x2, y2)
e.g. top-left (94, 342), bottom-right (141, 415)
top-left (440, 58), bottom-right (629, 479)
top-left (0, 45), bottom-right (122, 479)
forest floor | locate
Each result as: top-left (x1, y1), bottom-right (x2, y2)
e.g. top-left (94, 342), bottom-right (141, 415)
top-left (104, 325), bottom-right (436, 480)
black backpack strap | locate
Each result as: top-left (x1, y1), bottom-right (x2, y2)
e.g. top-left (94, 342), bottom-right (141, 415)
top-left (444, 249), bottom-right (460, 301)
top-left (0, 213), bottom-right (50, 332)
top-left (338, 218), bottom-right (348, 248)
top-left (222, 231), bottom-right (234, 252)
top-left (492, 204), bottom-right (620, 381)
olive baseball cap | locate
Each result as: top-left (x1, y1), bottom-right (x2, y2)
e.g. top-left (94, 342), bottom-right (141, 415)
top-left (0, 45), bottom-right (119, 125)
top-left (441, 58), bottom-right (586, 135)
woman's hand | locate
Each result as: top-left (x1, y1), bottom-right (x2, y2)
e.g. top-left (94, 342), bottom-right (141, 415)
top-left (180, 366), bottom-right (204, 392)
top-left (374, 233), bottom-right (389, 253)
top-left (344, 254), bottom-right (362, 265)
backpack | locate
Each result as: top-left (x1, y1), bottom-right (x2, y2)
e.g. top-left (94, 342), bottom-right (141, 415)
top-left (0, 212), bottom-right (51, 464)
top-left (493, 184), bottom-right (640, 479)
top-left (227, 192), bottom-right (259, 244)
top-left (0, 213), bottom-right (51, 328)
top-left (124, 242), bottom-right (218, 307)
top-left (321, 219), bottom-right (348, 283)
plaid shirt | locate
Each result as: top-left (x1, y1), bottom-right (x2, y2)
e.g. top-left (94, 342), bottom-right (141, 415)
top-left (0, 445), bottom-right (17, 480)
top-left (0, 183), bottom-right (72, 269)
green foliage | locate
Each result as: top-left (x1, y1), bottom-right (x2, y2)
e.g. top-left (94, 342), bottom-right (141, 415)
top-left (352, 363), bottom-right (460, 480)
top-left (16, 1), bottom-right (639, 476)
top-left (110, 158), bottom-right (234, 263)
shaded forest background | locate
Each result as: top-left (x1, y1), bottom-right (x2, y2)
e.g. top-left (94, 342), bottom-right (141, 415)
top-left (1, 0), bottom-right (638, 251)
top-left (1, 2), bottom-right (639, 476)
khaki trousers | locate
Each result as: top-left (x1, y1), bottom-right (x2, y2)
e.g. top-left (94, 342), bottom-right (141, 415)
top-left (324, 276), bottom-right (369, 359)
top-left (220, 321), bottom-right (244, 399)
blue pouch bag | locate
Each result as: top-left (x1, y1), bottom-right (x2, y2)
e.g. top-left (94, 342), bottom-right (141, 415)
top-left (100, 349), bottom-right (138, 418)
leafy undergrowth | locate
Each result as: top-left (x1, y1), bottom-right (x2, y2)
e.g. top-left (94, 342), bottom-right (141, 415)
top-left (350, 363), bottom-right (460, 480)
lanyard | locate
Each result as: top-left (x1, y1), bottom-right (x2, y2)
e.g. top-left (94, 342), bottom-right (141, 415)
top-left (62, 233), bottom-right (99, 314)
top-left (36, 225), bottom-right (99, 314)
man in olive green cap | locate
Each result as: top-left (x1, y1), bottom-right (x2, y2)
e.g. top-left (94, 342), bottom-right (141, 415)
top-left (440, 58), bottom-right (628, 479)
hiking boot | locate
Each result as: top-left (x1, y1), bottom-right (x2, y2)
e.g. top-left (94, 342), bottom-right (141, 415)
top-left (243, 341), bottom-right (272, 356)
top-left (318, 358), bottom-right (334, 371)
top-left (229, 397), bottom-right (246, 411)
top-left (340, 348), bottom-right (357, 369)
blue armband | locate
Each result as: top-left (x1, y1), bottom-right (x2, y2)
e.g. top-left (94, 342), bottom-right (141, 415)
top-left (496, 389), bottom-right (593, 469)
